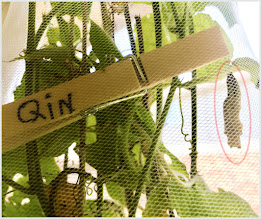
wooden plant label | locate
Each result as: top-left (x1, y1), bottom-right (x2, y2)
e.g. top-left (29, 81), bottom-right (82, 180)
top-left (2, 26), bottom-right (229, 152)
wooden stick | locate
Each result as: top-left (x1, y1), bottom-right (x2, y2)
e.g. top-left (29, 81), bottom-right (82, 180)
top-left (2, 26), bottom-right (229, 153)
